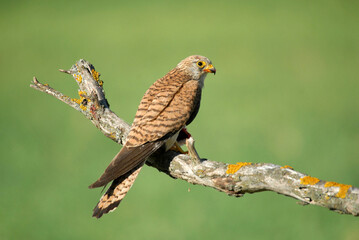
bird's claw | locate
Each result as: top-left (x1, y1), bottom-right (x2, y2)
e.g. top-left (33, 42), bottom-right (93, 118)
top-left (170, 142), bottom-right (188, 154)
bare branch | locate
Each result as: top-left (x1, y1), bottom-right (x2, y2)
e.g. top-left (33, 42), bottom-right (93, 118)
top-left (30, 59), bottom-right (359, 217)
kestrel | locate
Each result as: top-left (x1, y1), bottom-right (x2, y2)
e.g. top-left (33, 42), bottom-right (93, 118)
top-left (89, 55), bottom-right (216, 218)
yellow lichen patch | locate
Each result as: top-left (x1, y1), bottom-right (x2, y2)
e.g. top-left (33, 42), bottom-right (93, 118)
top-left (79, 104), bottom-right (87, 111)
top-left (196, 169), bottom-right (206, 177)
top-left (324, 181), bottom-right (352, 199)
top-left (300, 176), bottom-right (320, 185)
top-left (78, 90), bottom-right (87, 97)
top-left (281, 165), bottom-right (294, 170)
top-left (73, 74), bottom-right (82, 83)
top-left (91, 69), bottom-right (100, 81)
top-left (226, 162), bottom-right (252, 174)
top-left (71, 98), bottom-right (82, 104)
top-left (71, 91), bottom-right (89, 111)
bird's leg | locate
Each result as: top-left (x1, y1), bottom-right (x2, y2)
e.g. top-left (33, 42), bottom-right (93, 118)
top-left (179, 127), bottom-right (201, 163)
top-left (186, 137), bottom-right (201, 164)
top-left (170, 128), bottom-right (201, 163)
top-left (170, 127), bottom-right (191, 153)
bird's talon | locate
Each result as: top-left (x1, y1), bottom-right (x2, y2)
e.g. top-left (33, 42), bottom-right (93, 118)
top-left (170, 142), bottom-right (187, 154)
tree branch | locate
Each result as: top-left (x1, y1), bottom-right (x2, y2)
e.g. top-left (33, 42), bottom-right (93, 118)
top-left (30, 59), bottom-right (359, 217)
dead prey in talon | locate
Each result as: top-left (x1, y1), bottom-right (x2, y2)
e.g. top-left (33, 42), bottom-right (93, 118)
top-left (89, 55), bottom-right (216, 218)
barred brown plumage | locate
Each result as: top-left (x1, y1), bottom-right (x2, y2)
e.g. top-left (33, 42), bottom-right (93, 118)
top-left (90, 55), bottom-right (216, 218)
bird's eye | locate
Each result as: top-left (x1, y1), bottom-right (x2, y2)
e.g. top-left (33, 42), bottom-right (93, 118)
top-left (196, 61), bottom-right (205, 68)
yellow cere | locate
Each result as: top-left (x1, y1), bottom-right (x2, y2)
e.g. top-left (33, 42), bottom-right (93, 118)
top-left (226, 162), bottom-right (252, 174)
top-left (300, 176), bottom-right (320, 185)
top-left (281, 165), bottom-right (294, 170)
top-left (324, 181), bottom-right (351, 199)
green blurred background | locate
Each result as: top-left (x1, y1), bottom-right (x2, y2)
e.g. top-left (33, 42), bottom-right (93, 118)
top-left (1, 0), bottom-right (358, 239)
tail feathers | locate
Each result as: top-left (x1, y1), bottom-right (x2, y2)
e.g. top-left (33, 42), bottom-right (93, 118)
top-left (92, 163), bottom-right (144, 218)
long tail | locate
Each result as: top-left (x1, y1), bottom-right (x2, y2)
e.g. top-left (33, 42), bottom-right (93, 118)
top-left (92, 163), bottom-right (144, 218)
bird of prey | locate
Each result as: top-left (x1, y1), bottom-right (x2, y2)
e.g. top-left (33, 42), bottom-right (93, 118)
top-left (89, 55), bottom-right (216, 218)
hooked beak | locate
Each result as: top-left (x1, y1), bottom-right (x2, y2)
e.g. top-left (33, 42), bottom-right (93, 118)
top-left (203, 64), bottom-right (216, 75)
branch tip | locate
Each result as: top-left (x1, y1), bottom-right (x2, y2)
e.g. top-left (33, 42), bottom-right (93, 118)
top-left (59, 69), bottom-right (71, 74)
top-left (33, 76), bottom-right (39, 84)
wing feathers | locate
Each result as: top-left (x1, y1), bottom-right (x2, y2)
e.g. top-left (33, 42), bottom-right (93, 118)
top-left (89, 141), bottom-right (164, 188)
top-left (90, 80), bottom-right (201, 189)
top-left (126, 80), bottom-right (200, 147)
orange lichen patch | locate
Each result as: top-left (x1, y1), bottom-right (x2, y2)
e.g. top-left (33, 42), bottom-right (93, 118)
top-left (226, 162), bottom-right (252, 174)
top-left (300, 176), bottom-right (320, 185)
top-left (91, 69), bottom-right (104, 86)
top-left (281, 165), bottom-right (294, 170)
top-left (324, 181), bottom-right (352, 199)
top-left (91, 69), bottom-right (100, 81)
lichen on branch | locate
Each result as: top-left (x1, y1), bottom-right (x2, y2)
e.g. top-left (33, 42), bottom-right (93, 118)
top-left (30, 59), bottom-right (359, 217)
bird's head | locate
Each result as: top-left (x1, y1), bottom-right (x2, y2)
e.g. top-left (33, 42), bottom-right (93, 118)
top-left (177, 55), bottom-right (216, 80)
